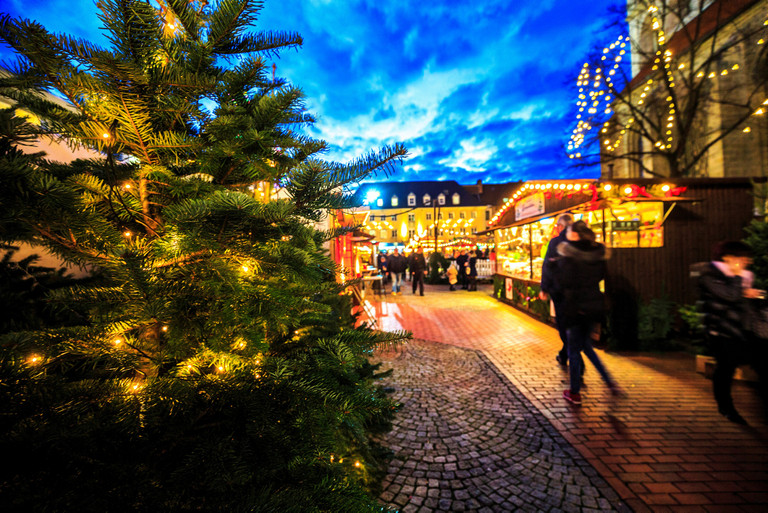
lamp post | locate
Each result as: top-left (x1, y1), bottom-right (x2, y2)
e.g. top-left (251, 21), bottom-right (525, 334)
top-left (429, 201), bottom-right (444, 254)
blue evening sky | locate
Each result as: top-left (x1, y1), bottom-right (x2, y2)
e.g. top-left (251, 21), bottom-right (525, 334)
top-left (0, 0), bottom-right (624, 184)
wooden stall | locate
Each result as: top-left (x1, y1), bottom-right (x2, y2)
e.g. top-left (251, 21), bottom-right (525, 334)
top-left (486, 178), bottom-right (756, 345)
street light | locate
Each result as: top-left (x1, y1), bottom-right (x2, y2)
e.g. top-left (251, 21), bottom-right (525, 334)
top-left (427, 199), bottom-right (441, 254)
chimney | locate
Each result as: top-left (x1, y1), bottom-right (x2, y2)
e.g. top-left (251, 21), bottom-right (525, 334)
top-left (476, 179), bottom-right (483, 195)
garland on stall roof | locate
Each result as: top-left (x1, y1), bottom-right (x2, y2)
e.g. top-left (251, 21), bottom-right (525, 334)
top-left (491, 182), bottom-right (688, 225)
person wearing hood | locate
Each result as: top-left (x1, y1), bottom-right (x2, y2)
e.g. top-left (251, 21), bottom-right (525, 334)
top-left (557, 220), bottom-right (619, 405)
top-left (539, 214), bottom-right (579, 369)
top-left (698, 240), bottom-right (768, 425)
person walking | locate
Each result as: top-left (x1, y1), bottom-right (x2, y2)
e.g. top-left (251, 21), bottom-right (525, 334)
top-left (698, 240), bottom-right (768, 425)
top-left (557, 220), bottom-right (619, 405)
top-left (409, 246), bottom-right (428, 296)
top-left (385, 248), bottom-right (406, 295)
top-left (456, 250), bottom-right (469, 290)
top-left (446, 262), bottom-right (459, 291)
top-left (539, 214), bottom-right (576, 368)
top-left (467, 252), bottom-right (478, 291)
top-left (377, 250), bottom-right (388, 285)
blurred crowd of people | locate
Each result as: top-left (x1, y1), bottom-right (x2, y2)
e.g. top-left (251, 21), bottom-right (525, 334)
top-left (373, 246), bottom-right (492, 296)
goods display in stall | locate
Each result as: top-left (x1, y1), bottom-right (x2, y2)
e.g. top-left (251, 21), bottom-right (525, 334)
top-left (493, 184), bottom-right (669, 282)
top-left (495, 219), bottom-right (552, 281)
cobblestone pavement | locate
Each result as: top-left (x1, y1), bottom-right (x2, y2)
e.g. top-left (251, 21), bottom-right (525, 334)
top-left (367, 284), bottom-right (768, 512)
top-left (373, 340), bottom-right (627, 512)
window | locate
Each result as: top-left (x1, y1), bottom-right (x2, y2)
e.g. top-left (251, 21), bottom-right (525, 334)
top-left (422, 194), bottom-right (431, 205)
top-left (438, 213), bottom-right (443, 220)
top-left (391, 215), bottom-right (397, 221)
top-left (438, 193), bottom-right (446, 205)
top-left (471, 211), bottom-right (477, 219)
top-left (391, 230), bottom-right (397, 238)
top-left (452, 193), bottom-right (460, 205)
top-left (391, 195), bottom-right (398, 207)
top-left (370, 215), bottom-right (376, 221)
top-left (379, 230), bottom-right (387, 239)
top-left (459, 212), bottom-right (465, 219)
top-left (408, 230), bottom-right (415, 238)
top-left (376, 198), bottom-right (383, 207)
top-left (407, 193), bottom-right (416, 206)
top-left (472, 228), bottom-right (477, 234)
top-left (485, 210), bottom-right (490, 221)
top-left (408, 214), bottom-right (415, 222)
top-left (448, 213), bottom-right (454, 220)
top-left (425, 213), bottom-right (432, 221)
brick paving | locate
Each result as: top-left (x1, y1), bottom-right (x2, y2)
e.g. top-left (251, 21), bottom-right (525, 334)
top-left (368, 284), bottom-right (768, 512)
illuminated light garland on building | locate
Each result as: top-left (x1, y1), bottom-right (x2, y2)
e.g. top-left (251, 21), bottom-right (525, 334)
top-left (568, 33), bottom-right (628, 156)
top-left (568, 2), bottom-right (768, 158)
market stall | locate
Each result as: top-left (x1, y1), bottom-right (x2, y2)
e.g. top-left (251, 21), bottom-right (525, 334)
top-left (485, 178), bottom-right (756, 345)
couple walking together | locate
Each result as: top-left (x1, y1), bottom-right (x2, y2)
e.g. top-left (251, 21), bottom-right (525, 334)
top-left (384, 247), bottom-right (428, 296)
top-left (540, 215), bottom-right (619, 405)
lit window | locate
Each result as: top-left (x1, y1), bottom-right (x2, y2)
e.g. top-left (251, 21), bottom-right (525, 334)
top-left (452, 193), bottom-right (460, 205)
top-left (423, 194), bottom-right (431, 205)
top-left (376, 198), bottom-right (383, 207)
top-left (471, 211), bottom-right (477, 219)
top-left (379, 230), bottom-right (387, 239)
top-left (407, 193), bottom-right (416, 206)
top-left (438, 193), bottom-right (446, 205)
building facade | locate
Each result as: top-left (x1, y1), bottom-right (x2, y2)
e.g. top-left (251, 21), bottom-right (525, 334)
top-left (601, 0), bottom-right (768, 180)
top-left (354, 181), bottom-right (494, 251)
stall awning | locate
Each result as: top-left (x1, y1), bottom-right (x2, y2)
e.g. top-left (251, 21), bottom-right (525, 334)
top-left (478, 196), bottom-right (701, 236)
top-left (478, 204), bottom-right (585, 235)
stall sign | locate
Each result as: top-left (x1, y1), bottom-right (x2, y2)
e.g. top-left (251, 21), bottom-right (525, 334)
top-left (610, 220), bottom-right (641, 231)
top-left (505, 278), bottom-right (514, 299)
top-left (515, 192), bottom-right (545, 221)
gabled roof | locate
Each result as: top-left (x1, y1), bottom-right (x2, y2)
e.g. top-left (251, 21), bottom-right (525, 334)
top-left (354, 180), bottom-right (485, 209)
top-left (463, 182), bottom-right (522, 207)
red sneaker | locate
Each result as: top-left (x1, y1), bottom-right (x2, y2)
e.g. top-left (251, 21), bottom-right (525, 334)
top-left (563, 390), bottom-right (582, 405)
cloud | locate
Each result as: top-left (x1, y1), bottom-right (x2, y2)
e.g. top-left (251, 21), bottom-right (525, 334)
top-left (438, 138), bottom-right (499, 172)
top-left (0, 0), bottom-right (618, 183)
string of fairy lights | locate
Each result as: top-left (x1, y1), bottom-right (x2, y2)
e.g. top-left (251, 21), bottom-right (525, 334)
top-left (568, 5), bottom-right (768, 159)
top-left (364, 211), bottom-right (480, 248)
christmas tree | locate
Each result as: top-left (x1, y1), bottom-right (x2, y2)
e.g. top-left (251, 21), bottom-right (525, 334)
top-left (0, 1), bottom-right (408, 511)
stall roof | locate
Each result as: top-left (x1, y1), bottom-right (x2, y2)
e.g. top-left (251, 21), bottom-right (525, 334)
top-left (478, 196), bottom-right (701, 235)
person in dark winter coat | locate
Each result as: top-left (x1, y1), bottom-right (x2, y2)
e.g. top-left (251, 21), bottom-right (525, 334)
top-left (557, 221), bottom-right (619, 406)
top-left (377, 250), bottom-right (388, 283)
top-left (408, 246), bottom-right (428, 296)
top-left (698, 240), bottom-right (768, 425)
top-left (539, 214), bottom-right (576, 368)
top-left (467, 254), bottom-right (478, 291)
top-left (385, 248), bottom-right (407, 295)
top-left (456, 250), bottom-right (469, 290)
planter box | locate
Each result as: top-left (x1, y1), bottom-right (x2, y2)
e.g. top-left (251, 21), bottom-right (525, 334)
top-left (695, 354), bottom-right (758, 381)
